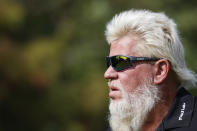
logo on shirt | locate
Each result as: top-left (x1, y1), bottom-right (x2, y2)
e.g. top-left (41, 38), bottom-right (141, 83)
top-left (178, 102), bottom-right (186, 120)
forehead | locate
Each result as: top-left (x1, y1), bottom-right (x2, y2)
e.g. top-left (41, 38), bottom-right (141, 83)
top-left (109, 34), bottom-right (141, 56)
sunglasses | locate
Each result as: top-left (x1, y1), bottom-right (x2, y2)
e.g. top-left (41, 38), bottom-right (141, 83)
top-left (106, 55), bottom-right (160, 71)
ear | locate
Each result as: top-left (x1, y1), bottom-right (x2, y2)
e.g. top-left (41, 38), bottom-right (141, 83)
top-left (153, 59), bottom-right (170, 85)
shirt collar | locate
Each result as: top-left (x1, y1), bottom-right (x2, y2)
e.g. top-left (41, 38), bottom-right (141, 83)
top-left (160, 88), bottom-right (195, 129)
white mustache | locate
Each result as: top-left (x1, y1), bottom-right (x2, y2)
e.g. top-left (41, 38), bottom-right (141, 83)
top-left (108, 81), bottom-right (122, 90)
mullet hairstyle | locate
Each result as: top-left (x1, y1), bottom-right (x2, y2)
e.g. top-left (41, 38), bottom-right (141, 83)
top-left (105, 9), bottom-right (197, 88)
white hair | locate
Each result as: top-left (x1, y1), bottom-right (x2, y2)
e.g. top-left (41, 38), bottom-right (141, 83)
top-left (105, 9), bottom-right (197, 88)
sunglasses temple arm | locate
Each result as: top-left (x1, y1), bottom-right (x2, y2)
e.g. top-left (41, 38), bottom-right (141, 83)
top-left (130, 57), bottom-right (160, 61)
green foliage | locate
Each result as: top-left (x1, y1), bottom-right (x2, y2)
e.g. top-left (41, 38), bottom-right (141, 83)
top-left (0, 0), bottom-right (197, 130)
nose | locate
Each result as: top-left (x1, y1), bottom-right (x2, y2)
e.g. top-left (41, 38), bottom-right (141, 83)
top-left (104, 66), bottom-right (118, 80)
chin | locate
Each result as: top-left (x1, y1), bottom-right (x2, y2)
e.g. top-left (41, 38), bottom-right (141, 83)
top-left (108, 79), bottom-right (160, 131)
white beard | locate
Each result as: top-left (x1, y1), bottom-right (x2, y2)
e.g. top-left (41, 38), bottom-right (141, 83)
top-left (108, 78), bottom-right (160, 131)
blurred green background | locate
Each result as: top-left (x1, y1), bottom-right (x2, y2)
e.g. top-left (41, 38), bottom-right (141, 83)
top-left (0, 0), bottom-right (197, 131)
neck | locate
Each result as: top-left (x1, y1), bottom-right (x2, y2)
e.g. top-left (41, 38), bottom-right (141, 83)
top-left (142, 100), bottom-right (173, 131)
top-left (142, 76), bottom-right (179, 131)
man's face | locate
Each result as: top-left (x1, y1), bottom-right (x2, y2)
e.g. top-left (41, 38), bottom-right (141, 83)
top-left (104, 34), bottom-right (155, 101)
top-left (104, 34), bottom-right (160, 131)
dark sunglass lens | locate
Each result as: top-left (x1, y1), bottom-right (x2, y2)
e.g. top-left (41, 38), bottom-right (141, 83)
top-left (106, 57), bottom-right (110, 67)
top-left (111, 56), bottom-right (131, 71)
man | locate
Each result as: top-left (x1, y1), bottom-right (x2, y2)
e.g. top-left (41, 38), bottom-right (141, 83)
top-left (104, 9), bottom-right (197, 131)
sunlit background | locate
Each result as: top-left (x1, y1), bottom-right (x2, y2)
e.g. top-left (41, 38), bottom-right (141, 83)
top-left (0, 0), bottom-right (197, 131)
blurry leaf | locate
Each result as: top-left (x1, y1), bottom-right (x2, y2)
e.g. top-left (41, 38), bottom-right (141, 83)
top-left (22, 37), bottom-right (65, 83)
top-left (0, 0), bottom-right (25, 29)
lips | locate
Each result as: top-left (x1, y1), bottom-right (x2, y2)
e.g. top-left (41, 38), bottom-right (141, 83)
top-left (110, 86), bottom-right (119, 91)
top-left (109, 86), bottom-right (122, 100)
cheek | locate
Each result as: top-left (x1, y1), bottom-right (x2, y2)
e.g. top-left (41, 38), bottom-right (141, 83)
top-left (119, 68), bottom-right (153, 93)
top-left (119, 72), bottom-right (142, 93)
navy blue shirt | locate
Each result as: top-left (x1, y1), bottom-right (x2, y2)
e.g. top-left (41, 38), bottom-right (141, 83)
top-left (156, 88), bottom-right (197, 131)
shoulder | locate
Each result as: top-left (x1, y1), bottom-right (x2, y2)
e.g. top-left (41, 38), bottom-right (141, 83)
top-left (192, 95), bottom-right (197, 116)
top-left (185, 95), bottom-right (197, 130)
top-left (106, 128), bottom-right (111, 131)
